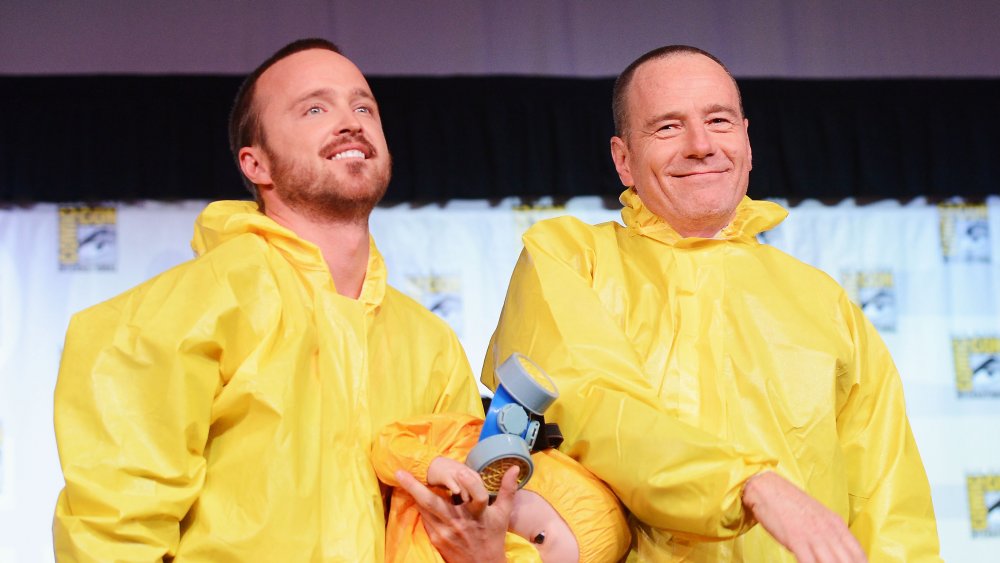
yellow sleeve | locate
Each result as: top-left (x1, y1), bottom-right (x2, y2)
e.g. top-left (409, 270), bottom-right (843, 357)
top-left (504, 533), bottom-right (543, 562)
top-left (837, 300), bottom-right (941, 561)
top-left (433, 331), bottom-right (486, 417)
top-left (372, 413), bottom-right (483, 486)
top-left (484, 237), bottom-right (776, 541)
top-left (52, 270), bottom-right (241, 562)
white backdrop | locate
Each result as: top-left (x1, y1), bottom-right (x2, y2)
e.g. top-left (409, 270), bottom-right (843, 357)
top-left (1, 197), bottom-right (999, 561)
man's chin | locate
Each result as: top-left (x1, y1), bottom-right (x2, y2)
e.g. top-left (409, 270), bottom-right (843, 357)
top-left (287, 184), bottom-right (388, 223)
top-left (269, 161), bottom-right (391, 222)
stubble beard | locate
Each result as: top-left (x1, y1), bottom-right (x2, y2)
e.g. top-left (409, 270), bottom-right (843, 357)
top-left (267, 146), bottom-right (391, 225)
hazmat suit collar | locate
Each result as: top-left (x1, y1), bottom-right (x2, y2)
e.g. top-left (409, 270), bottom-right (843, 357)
top-left (191, 200), bottom-right (386, 310)
top-left (619, 187), bottom-right (787, 246)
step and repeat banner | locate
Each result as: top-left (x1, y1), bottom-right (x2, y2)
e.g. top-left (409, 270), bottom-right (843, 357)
top-left (1, 197), bottom-right (998, 561)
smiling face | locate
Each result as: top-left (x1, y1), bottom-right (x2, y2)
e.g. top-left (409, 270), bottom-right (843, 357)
top-left (611, 53), bottom-right (752, 237)
top-left (238, 48), bottom-right (391, 223)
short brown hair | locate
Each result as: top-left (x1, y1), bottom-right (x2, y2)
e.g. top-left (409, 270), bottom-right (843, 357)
top-left (612, 45), bottom-right (743, 138)
top-left (228, 38), bottom-right (342, 203)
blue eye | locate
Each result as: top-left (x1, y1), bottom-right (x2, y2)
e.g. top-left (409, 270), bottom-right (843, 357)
top-left (355, 106), bottom-right (371, 114)
top-left (306, 106), bottom-right (323, 115)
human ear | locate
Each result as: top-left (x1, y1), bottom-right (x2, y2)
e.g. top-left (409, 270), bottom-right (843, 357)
top-left (238, 146), bottom-right (273, 186)
top-left (610, 136), bottom-right (634, 187)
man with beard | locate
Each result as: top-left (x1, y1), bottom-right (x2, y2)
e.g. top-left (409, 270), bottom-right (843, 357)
top-left (52, 39), bottom-right (512, 562)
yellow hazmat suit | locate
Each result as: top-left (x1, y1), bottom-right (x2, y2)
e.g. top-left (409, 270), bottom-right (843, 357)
top-left (371, 412), bottom-right (631, 563)
top-left (372, 413), bottom-right (541, 563)
top-left (484, 189), bottom-right (940, 561)
top-left (53, 201), bottom-right (482, 562)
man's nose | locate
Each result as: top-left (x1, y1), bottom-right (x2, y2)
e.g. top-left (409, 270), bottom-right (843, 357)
top-left (683, 125), bottom-right (714, 159)
top-left (333, 108), bottom-right (363, 135)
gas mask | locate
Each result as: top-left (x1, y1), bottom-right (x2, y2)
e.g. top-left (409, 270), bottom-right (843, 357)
top-left (465, 353), bottom-right (558, 494)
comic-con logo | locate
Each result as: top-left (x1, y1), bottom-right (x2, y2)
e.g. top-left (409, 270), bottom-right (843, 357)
top-left (952, 337), bottom-right (1000, 397)
top-left (58, 205), bottom-right (117, 271)
top-left (939, 203), bottom-right (991, 263)
top-left (967, 474), bottom-right (1000, 537)
top-left (404, 274), bottom-right (463, 336)
top-left (841, 270), bottom-right (896, 333)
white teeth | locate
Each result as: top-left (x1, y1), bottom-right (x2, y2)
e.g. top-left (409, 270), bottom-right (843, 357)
top-left (331, 149), bottom-right (365, 160)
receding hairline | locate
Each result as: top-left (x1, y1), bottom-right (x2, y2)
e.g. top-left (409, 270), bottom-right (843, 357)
top-left (227, 38), bottom-right (343, 205)
top-left (252, 48), bottom-right (361, 109)
top-left (229, 39), bottom-right (344, 157)
top-left (612, 46), bottom-right (744, 138)
top-left (250, 48), bottom-right (375, 116)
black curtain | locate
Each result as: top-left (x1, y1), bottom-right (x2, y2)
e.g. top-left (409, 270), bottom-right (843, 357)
top-left (2, 75), bottom-right (998, 203)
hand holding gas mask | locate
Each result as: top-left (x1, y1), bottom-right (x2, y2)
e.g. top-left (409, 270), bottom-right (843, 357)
top-left (465, 353), bottom-right (560, 495)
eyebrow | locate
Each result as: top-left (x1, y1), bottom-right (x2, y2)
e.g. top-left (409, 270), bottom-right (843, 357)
top-left (704, 103), bottom-right (740, 117)
top-left (644, 111), bottom-right (684, 128)
top-left (644, 103), bottom-right (740, 128)
top-left (351, 87), bottom-right (376, 103)
top-left (288, 87), bottom-right (376, 109)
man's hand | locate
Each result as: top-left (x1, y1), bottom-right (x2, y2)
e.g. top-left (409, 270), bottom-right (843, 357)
top-left (395, 465), bottom-right (518, 563)
top-left (742, 471), bottom-right (867, 563)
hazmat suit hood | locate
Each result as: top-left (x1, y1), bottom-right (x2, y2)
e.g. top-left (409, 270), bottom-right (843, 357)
top-left (619, 187), bottom-right (787, 245)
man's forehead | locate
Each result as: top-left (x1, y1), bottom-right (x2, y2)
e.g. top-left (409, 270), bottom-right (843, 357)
top-left (257, 49), bottom-right (369, 98)
top-left (634, 54), bottom-right (730, 91)
top-left (628, 54), bottom-right (739, 112)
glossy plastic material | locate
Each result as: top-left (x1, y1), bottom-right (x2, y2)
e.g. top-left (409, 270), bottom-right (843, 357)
top-left (53, 201), bottom-right (481, 562)
top-left (483, 189), bottom-right (940, 561)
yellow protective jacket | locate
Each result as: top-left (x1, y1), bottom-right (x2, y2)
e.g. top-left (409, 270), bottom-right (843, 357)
top-left (483, 189), bottom-right (940, 562)
top-left (53, 200), bottom-right (482, 562)
top-left (371, 413), bottom-right (542, 563)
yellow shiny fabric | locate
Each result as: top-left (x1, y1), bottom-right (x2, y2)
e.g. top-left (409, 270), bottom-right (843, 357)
top-left (53, 201), bottom-right (481, 562)
top-left (484, 189), bottom-right (940, 562)
top-left (372, 413), bottom-right (630, 563)
top-left (371, 413), bottom-right (543, 563)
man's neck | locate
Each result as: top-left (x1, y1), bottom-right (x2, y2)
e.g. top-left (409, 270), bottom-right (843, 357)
top-left (668, 213), bottom-right (734, 239)
top-left (675, 224), bottom-right (723, 238)
top-left (264, 201), bottom-right (370, 299)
